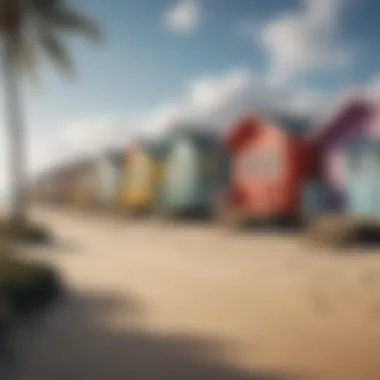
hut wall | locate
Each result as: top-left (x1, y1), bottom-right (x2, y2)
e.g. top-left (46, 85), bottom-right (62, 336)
top-left (164, 139), bottom-right (200, 212)
top-left (122, 150), bottom-right (155, 210)
top-left (312, 100), bottom-right (378, 211)
top-left (98, 158), bottom-right (123, 205)
top-left (344, 140), bottom-right (380, 216)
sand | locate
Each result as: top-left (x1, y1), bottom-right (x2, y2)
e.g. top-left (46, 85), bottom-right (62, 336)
top-left (5, 207), bottom-right (380, 380)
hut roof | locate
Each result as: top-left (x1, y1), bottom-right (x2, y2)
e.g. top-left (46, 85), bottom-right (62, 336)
top-left (225, 110), bottom-right (311, 152)
top-left (35, 156), bottom-right (96, 184)
top-left (147, 139), bottom-right (171, 159)
top-left (344, 137), bottom-right (380, 151)
top-left (170, 126), bottom-right (221, 151)
top-left (307, 94), bottom-right (376, 146)
top-left (103, 149), bottom-right (125, 167)
top-left (266, 112), bottom-right (311, 136)
top-left (224, 115), bottom-right (259, 151)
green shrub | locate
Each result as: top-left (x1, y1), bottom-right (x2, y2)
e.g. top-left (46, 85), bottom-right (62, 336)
top-left (0, 220), bottom-right (52, 245)
top-left (0, 250), bottom-right (62, 362)
top-left (0, 300), bottom-right (12, 333)
top-left (0, 255), bottom-right (62, 316)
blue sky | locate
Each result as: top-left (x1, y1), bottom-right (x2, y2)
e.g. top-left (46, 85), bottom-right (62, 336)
top-left (1, 0), bottom-right (380, 185)
top-left (24, 0), bottom-right (380, 133)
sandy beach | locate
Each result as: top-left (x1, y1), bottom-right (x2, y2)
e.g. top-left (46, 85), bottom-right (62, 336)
top-left (6, 207), bottom-right (380, 380)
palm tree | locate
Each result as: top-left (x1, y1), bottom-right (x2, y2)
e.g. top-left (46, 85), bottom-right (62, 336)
top-left (0, 0), bottom-right (101, 226)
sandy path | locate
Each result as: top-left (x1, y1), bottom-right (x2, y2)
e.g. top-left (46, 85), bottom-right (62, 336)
top-left (6, 208), bottom-right (380, 380)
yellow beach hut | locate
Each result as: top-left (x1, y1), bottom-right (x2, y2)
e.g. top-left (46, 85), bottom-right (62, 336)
top-left (121, 140), bottom-right (168, 214)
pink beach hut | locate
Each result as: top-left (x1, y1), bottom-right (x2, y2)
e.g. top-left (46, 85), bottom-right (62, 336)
top-left (307, 94), bottom-right (379, 214)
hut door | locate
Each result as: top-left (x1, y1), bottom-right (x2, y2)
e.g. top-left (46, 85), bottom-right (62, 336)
top-left (166, 140), bottom-right (198, 208)
top-left (346, 149), bottom-right (375, 216)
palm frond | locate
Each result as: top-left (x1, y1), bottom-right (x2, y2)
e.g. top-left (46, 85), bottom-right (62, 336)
top-left (37, 25), bottom-right (75, 77)
top-left (0, 1), bottom-right (24, 35)
top-left (31, 0), bottom-right (61, 9)
top-left (1, 0), bottom-right (100, 78)
top-left (33, 2), bottom-right (102, 42)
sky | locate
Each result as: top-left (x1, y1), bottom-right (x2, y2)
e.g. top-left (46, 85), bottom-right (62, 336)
top-left (1, 0), bottom-right (380, 188)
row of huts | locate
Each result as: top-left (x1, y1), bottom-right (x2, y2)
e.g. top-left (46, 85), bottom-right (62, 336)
top-left (32, 95), bottom-right (380, 229)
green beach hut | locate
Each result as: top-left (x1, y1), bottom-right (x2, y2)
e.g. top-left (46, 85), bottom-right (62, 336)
top-left (162, 127), bottom-right (229, 217)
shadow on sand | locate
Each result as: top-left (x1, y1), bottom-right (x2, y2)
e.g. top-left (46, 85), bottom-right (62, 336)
top-left (348, 225), bottom-right (380, 252)
top-left (238, 217), bottom-right (303, 236)
top-left (23, 236), bottom-right (86, 256)
top-left (10, 290), bottom-right (300, 380)
top-left (158, 208), bottom-right (215, 227)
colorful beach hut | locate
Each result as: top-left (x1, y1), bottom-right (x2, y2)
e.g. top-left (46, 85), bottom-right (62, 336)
top-left (69, 159), bottom-right (99, 209)
top-left (30, 169), bottom-right (61, 205)
top-left (221, 111), bottom-right (311, 225)
top-left (121, 139), bottom-right (170, 214)
top-left (307, 95), bottom-right (376, 215)
top-left (96, 149), bottom-right (124, 210)
top-left (117, 147), bottom-right (130, 207)
top-left (162, 128), bottom-right (228, 217)
top-left (150, 140), bottom-right (171, 210)
top-left (44, 162), bottom-right (82, 206)
top-left (344, 138), bottom-right (380, 217)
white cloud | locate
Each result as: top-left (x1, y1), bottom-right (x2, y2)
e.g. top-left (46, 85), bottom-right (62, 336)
top-left (28, 115), bottom-right (141, 173)
top-left (186, 68), bottom-right (331, 124)
top-left (23, 67), bottom-right (379, 188)
top-left (188, 69), bottom-right (253, 113)
top-left (134, 69), bottom-right (258, 139)
top-left (0, 67), bottom-right (347, 191)
top-left (246, 0), bottom-right (352, 85)
top-left (140, 103), bottom-right (189, 138)
top-left (163, 0), bottom-right (201, 34)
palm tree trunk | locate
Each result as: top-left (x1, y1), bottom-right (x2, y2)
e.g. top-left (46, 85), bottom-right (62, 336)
top-left (2, 36), bottom-right (27, 226)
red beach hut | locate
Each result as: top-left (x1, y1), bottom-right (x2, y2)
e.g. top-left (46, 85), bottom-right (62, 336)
top-left (220, 111), bottom-right (312, 226)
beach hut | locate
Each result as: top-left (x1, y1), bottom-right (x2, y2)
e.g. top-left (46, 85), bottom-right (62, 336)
top-left (96, 149), bottom-right (125, 210)
top-left (47, 163), bottom-right (79, 205)
top-left (29, 172), bottom-right (53, 205)
top-left (31, 158), bottom-right (99, 208)
top-left (221, 111), bottom-right (311, 226)
top-left (30, 170), bottom-right (54, 204)
top-left (121, 139), bottom-right (170, 214)
top-left (344, 138), bottom-right (380, 218)
top-left (150, 140), bottom-right (171, 210)
top-left (308, 95), bottom-right (376, 214)
top-left (117, 148), bottom-right (130, 207)
top-left (69, 159), bottom-right (99, 209)
top-left (162, 128), bottom-right (227, 217)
